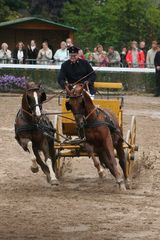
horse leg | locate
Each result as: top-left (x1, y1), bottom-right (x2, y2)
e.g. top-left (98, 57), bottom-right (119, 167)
top-left (32, 145), bottom-right (51, 181)
top-left (104, 138), bottom-right (126, 190)
top-left (19, 138), bottom-right (39, 173)
top-left (115, 139), bottom-right (127, 177)
top-left (98, 151), bottom-right (110, 169)
top-left (41, 140), bottom-right (59, 186)
top-left (27, 141), bottom-right (39, 173)
top-left (115, 139), bottom-right (131, 189)
top-left (85, 143), bottom-right (104, 178)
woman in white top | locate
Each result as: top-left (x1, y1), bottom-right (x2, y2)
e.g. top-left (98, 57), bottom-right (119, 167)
top-left (0, 43), bottom-right (11, 63)
top-left (54, 41), bottom-right (69, 65)
top-left (13, 41), bottom-right (27, 64)
top-left (37, 41), bottom-right (53, 65)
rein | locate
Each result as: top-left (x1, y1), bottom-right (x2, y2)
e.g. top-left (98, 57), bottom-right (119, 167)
top-left (43, 89), bottom-right (65, 104)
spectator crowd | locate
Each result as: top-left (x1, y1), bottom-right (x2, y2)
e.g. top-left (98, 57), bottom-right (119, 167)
top-left (0, 38), bottom-right (159, 68)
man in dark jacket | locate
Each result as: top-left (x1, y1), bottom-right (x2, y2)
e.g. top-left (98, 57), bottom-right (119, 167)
top-left (58, 46), bottom-right (96, 96)
top-left (154, 45), bottom-right (160, 96)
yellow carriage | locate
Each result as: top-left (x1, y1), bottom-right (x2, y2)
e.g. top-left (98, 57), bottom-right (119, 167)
top-left (54, 82), bottom-right (138, 178)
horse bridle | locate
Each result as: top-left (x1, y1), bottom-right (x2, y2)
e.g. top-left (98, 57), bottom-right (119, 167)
top-left (66, 91), bottom-right (97, 120)
top-left (66, 94), bottom-right (85, 116)
top-left (24, 87), bottom-right (45, 116)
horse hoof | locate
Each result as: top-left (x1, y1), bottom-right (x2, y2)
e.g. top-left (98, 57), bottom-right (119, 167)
top-left (30, 166), bottom-right (39, 173)
top-left (125, 178), bottom-right (132, 189)
top-left (119, 182), bottom-right (127, 191)
top-left (50, 179), bottom-right (59, 186)
top-left (98, 170), bottom-right (104, 178)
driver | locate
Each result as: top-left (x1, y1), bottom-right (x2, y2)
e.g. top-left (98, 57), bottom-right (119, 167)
top-left (58, 46), bottom-right (96, 98)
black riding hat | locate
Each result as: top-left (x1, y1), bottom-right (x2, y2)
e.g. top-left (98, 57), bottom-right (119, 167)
top-left (68, 46), bottom-right (80, 54)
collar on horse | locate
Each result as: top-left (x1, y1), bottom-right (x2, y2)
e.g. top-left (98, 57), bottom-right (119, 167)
top-left (15, 109), bottom-right (55, 139)
top-left (84, 107), bottom-right (117, 133)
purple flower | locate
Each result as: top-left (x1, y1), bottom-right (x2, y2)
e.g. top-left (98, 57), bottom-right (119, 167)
top-left (0, 75), bottom-right (28, 90)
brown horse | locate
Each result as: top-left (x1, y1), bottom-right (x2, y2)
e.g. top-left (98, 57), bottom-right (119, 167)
top-left (65, 83), bottom-right (127, 190)
top-left (15, 82), bottom-right (58, 185)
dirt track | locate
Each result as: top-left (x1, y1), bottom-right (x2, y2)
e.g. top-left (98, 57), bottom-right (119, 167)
top-left (0, 95), bottom-right (160, 240)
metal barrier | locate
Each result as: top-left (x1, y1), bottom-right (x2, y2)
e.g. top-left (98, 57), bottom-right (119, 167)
top-left (0, 62), bottom-right (155, 73)
top-left (0, 57), bottom-right (156, 76)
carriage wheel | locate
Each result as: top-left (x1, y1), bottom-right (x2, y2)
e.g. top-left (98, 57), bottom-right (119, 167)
top-left (130, 116), bottom-right (136, 148)
top-left (125, 130), bottom-right (132, 177)
top-left (125, 116), bottom-right (137, 178)
top-left (54, 156), bottom-right (65, 179)
top-left (53, 115), bottom-right (62, 179)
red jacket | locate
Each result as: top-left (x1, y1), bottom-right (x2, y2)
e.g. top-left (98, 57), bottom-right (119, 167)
top-left (126, 49), bottom-right (145, 68)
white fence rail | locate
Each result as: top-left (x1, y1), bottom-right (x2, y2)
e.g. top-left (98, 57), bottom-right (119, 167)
top-left (0, 63), bottom-right (155, 73)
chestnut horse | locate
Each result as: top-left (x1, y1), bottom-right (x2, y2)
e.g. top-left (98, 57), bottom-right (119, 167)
top-left (65, 83), bottom-right (127, 190)
top-left (15, 82), bottom-right (58, 185)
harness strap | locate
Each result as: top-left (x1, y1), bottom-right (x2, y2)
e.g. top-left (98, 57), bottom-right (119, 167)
top-left (84, 120), bottom-right (117, 132)
top-left (15, 124), bottom-right (38, 135)
top-left (21, 108), bottom-right (33, 117)
top-left (84, 107), bottom-right (117, 132)
top-left (85, 107), bottom-right (97, 120)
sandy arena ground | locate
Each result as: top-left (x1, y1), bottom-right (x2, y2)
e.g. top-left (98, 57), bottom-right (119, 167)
top-left (0, 94), bottom-right (160, 240)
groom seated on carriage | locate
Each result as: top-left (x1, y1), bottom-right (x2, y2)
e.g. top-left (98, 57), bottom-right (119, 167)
top-left (58, 46), bottom-right (96, 98)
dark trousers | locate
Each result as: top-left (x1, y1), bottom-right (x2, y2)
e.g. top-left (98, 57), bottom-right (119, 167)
top-left (89, 82), bottom-right (95, 95)
top-left (155, 71), bottom-right (160, 95)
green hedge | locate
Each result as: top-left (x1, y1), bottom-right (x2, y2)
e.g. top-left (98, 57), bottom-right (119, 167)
top-left (0, 68), bottom-right (156, 93)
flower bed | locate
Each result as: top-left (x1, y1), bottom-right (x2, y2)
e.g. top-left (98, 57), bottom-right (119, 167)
top-left (0, 75), bottom-right (28, 92)
top-left (0, 68), bottom-right (156, 93)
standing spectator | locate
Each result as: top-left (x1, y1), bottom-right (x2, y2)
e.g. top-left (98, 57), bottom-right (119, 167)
top-left (154, 44), bottom-right (160, 96)
top-left (13, 41), bottom-right (27, 64)
top-left (146, 41), bottom-right (158, 68)
top-left (0, 43), bottom-right (11, 63)
top-left (93, 44), bottom-right (108, 66)
top-left (37, 41), bottom-right (52, 65)
top-left (107, 46), bottom-right (121, 67)
top-left (42, 39), bottom-right (54, 56)
top-left (139, 41), bottom-right (147, 61)
top-left (120, 47), bottom-right (127, 67)
top-left (78, 49), bottom-right (85, 60)
top-left (126, 41), bottom-right (145, 68)
top-left (66, 38), bottom-right (73, 49)
top-left (54, 41), bottom-right (68, 65)
top-left (27, 40), bottom-right (38, 64)
top-left (84, 48), bottom-right (93, 62)
top-left (93, 47), bottom-right (97, 54)
top-left (66, 38), bottom-right (74, 59)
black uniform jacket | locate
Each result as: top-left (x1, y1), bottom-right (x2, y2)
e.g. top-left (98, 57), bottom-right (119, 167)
top-left (58, 59), bottom-right (96, 94)
top-left (154, 51), bottom-right (160, 70)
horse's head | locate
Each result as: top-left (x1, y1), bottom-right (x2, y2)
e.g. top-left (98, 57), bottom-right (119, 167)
top-left (65, 83), bottom-right (87, 129)
top-left (23, 82), bottom-right (46, 118)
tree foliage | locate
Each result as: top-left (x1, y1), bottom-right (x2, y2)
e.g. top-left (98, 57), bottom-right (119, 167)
top-left (1, 0), bottom-right (160, 50)
top-left (62, 0), bottom-right (160, 49)
top-left (0, 0), bottom-right (29, 21)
